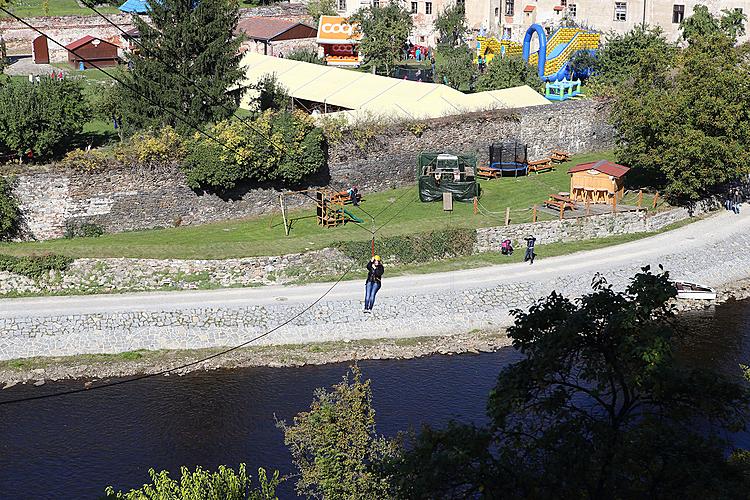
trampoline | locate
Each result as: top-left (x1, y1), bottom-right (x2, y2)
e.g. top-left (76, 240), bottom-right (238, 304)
top-left (488, 141), bottom-right (528, 177)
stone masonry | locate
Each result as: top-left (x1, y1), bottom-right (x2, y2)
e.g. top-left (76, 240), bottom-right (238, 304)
top-left (11, 99), bottom-right (614, 240)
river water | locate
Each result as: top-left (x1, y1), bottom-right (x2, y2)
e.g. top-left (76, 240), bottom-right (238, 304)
top-left (1, 299), bottom-right (749, 499)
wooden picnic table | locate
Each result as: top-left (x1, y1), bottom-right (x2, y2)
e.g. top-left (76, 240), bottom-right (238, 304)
top-left (545, 193), bottom-right (577, 211)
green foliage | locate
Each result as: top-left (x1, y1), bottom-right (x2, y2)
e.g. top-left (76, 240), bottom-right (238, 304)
top-left (278, 364), bottom-right (398, 499)
top-left (305, 0), bottom-right (335, 24)
top-left (0, 254), bottom-right (73, 279)
top-left (183, 110), bottom-right (325, 190)
top-left (285, 47), bottom-right (325, 65)
top-left (434, 4), bottom-right (467, 47)
top-left (434, 45), bottom-right (474, 90)
top-left (0, 36), bottom-right (8, 74)
top-left (391, 268), bottom-right (750, 498)
top-left (475, 55), bottom-right (542, 91)
top-left (104, 464), bottom-right (281, 499)
top-left (252, 74), bottom-right (289, 112)
top-left (60, 148), bottom-right (111, 172)
top-left (350, 4), bottom-right (413, 75)
top-left (0, 78), bottom-right (90, 159)
top-left (0, 176), bottom-right (19, 240)
top-left (119, 0), bottom-right (245, 133)
top-left (64, 221), bottom-right (104, 239)
top-left (593, 25), bottom-right (676, 88)
top-left (611, 32), bottom-right (750, 200)
top-left (336, 227), bottom-right (476, 265)
top-left (680, 4), bottom-right (747, 44)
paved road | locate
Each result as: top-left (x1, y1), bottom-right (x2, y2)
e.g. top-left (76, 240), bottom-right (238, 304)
top-left (2, 210), bottom-right (749, 360)
top-left (1, 209), bottom-right (747, 318)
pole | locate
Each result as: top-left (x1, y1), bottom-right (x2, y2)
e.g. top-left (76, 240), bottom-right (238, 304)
top-left (532, 204), bottom-right (537, 223)
top-left (559, 203), bottom-right (564, 220)
top-left (585, 200), bottom-right (590, 216)
top-left (637, 189), bottom-right (643, 208)
top-left (652, 191), bottom-right (659, 209)
top-left (612, 194), bottom-right (617, 214)
top-left (280, 194), bottom-right (290, 236)
top-left (505, 207), bottom-right (510, 226)
top-left (473, 196), bottom-right (478, 215)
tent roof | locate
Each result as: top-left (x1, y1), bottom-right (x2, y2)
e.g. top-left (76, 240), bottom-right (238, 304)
top-left (239, 52), bottom-right (550, 121)
top-left (569, 160), bottom-right (630, 178)
top-left (119, 0), bottom-right (149, 14)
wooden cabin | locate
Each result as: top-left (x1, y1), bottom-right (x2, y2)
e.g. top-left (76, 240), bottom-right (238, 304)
top-left (568, 160), bottom-right (630, 204)
top-left (66, 36), bottom-right (119, 69)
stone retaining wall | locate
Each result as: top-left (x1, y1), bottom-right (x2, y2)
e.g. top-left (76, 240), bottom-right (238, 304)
top-left (11, 99), bottom-right (614, 240)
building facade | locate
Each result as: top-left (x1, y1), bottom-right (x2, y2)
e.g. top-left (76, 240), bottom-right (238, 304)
top-left (328, 0), bottom-right (750, 46)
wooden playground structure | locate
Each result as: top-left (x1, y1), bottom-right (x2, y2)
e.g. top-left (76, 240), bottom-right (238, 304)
top-left (278, 188), bottom-right (363, 235)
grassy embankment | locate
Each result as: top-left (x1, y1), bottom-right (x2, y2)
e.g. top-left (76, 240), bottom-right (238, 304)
top-left (0, 0), bottom-right (120, 17)
top-left (0, 151), bottom-right (666, 261)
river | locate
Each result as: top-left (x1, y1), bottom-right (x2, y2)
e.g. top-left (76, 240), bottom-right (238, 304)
top-left (1, 299), bottom-right (749, 499)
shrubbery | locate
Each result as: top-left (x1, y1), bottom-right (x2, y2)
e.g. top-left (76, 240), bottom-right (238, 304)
top-left (64, 220), bottom-right (105, 239)
top-left (0, 176), bottom-right (20, 240)
top-left (336, 228), bottom-right (476, 265)
top-left (0, 254), bottom-right (73, 280)
top-left (0, 78), bottom-right (90, 159)
top-left (183, 110), bottom-right (326, 190)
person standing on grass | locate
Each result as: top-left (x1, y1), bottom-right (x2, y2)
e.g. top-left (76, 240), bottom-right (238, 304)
top-left (364, 255), bottom-right (384, 312)
top-left (524, 235), bottom-right (536, 264)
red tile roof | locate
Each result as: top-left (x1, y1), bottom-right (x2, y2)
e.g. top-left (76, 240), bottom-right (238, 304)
top-left (236, 17), bottom-right (315, 41)
top-left (568, 160), bottom-right (630, 178)
top-left (524, 5), bottom-right (536, 12)
top-left (553, 5), bottom-right (564, 11)
top-left (66, 35), bottom-right (104, 51)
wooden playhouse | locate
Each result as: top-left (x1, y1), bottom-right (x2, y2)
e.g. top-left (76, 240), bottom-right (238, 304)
top-left (568, 160), bottom-right (630, 204)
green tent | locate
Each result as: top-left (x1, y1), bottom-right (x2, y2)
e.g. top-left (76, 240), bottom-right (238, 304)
top-left (417, 152), bottom-right (480, 203)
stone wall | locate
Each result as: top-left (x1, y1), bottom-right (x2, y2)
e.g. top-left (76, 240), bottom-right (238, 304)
top-left (327, 99), bottom-right (615, 192)
top-left (11, 99), bottom-right (614, 240)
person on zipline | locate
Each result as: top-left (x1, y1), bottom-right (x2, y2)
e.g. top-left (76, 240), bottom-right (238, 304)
top-left (364, 255), bottom-right (384, 312)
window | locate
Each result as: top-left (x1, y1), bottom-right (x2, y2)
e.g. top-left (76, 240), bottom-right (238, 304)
top-left (426, 1), bottom-right (432, 14)
top-left (503, 27), bottom-right (512, 38)
top-left (505, 0), bottom-right (514, 16)
top-left (672, 4), bottom-right (684, 23)
top-left (560, 0), bottom-right (566, 5)
top-left (494, 7), bottom-right (499, 16)
top-left (456, 0), bottom-right (465, 8)
top-left (337, 0), bottom-right (346, 10)
top-left (568, 3), bottom-right (576, 17)
top-left (614, 2), bottom-right (627, 21)
top-left (372, 0), bottom-right (379, 6)
top-left (411, 1), bottom-right (417, 13)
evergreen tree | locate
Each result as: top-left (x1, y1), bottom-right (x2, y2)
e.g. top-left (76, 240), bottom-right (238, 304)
top-left (121, 0), bottom-right (245, 133)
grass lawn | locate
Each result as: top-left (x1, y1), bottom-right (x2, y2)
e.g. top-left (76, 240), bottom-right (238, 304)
top-left (0, 0), bottom-right (120, 17)
top-left (0, 151), bottom-right (665, 260)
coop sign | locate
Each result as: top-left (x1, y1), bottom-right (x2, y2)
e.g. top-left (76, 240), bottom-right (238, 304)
top-left (317, 15), bottom-right (362, 44)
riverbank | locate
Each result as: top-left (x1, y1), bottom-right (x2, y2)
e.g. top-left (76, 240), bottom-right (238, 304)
top-left (2, 277), bottom-right (750, 387)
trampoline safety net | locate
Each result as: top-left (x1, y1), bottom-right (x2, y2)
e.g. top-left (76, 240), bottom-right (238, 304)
top-left (489, 141), bottom-right (528, 170)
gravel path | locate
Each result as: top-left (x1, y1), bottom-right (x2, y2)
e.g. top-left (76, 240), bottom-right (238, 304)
top-left (1, 210), bottom-right (748, 360)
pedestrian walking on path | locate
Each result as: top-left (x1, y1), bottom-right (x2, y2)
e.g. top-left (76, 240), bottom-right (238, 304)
top-left (364, 255), bottom-right (384, 312)
top-left (524, 236), bottom-right (536, 264)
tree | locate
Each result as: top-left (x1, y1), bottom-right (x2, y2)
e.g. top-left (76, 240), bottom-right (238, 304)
top-left (253, 73), bottom-right (290, 112)
top-left (475, 55), bottom-right (542, 91)
top-left (350, 4), bottom-right (413, 76)
top-left (594, 25), bottom-right (676, 88)
top-left (104, 464), bottom-right (281, 499)
top-left (119, 0), bottom-right (244, 133)
top-left (611, 31), bottom-right (750, 200)
top-left (0, 176), bottom-right (19, 240)
top-left (680, 5), bottom-right (748, 44)
top-left (0, 37), bottom-right (8, 74)
top-left (434, 45), bottom-right (474, 90)
top-left (390, 269), bottom-right (750, 498)
top-left (286, 47), bottom-right (325, 65)
top-left (278, 364), bottom-right (398, 499)
top-left (0, 77), bottom-right (90, 159)
top-left (434, 4), bottom-right (467, 47)
top-left (305, 0), bottom-right (336, 24)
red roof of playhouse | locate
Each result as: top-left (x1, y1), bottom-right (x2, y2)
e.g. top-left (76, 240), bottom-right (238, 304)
top-left (553, 5), bottom-right (564, 11)
top-left (568, 160), bottom-right (630, 178)
top-left (524, 5), bottom-right (536, 12)
top-left (65, 35), bottom-right (115, 50)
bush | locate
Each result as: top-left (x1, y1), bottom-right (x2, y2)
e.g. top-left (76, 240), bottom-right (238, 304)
top-left (286, 47), bottom-right (325, 65)
top-left (183, 110), bottom-right (326, 190)
top-left (116, 126), bottom-right (186, 165)
top-left (60, 148), bottom-right (111, 172)
top-left (475, 55), bottom-right (542, 92)
top-left (0, 254), bottom-right (73, 280)
top-left (336, 228), bottom-right (477, 265)
top-left (0, 77), bottom-right (90, 159)
top-left (64, 220), bottom-right (104, 239)
top-left (0, 176), bottom-right (19, 241)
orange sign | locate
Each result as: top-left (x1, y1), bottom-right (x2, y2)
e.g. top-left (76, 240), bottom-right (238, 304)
top-left (317, 15), bottom-right (362, 44)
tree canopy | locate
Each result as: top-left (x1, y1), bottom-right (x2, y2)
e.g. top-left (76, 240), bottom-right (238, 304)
top-left (434, 45), bottom-right (474, 90)
top-left (390, 268), bottom-right (750, 498)
top-left (475, 55), bottom-right (542, 91)
top-left (349, 4), bottom-right (413, 76)
top-left (119, 0), bottom-right (244, 133)
top-left (434, 4), bottom-right (468, 47)
top-left (680, 5), bottom-right (748, 44)
top-left (305, 0), bottom-right (336, 24)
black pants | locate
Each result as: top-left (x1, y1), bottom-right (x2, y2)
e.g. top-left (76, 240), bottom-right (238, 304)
top-left (524, 247), bottom-right (535, 263)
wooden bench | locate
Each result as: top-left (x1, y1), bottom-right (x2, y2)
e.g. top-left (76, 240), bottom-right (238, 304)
top-left (550, 149), bottom-right (571, 163)
top-left (544, 193), bottom-right (577, 211)
top-left (528, 158), bottom-right (555, 174)
top-left (477, 166), bottom-right (502, 179)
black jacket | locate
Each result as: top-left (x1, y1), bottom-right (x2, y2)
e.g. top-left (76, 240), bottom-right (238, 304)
top-left (366, 261), bottom-right (384, 284)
